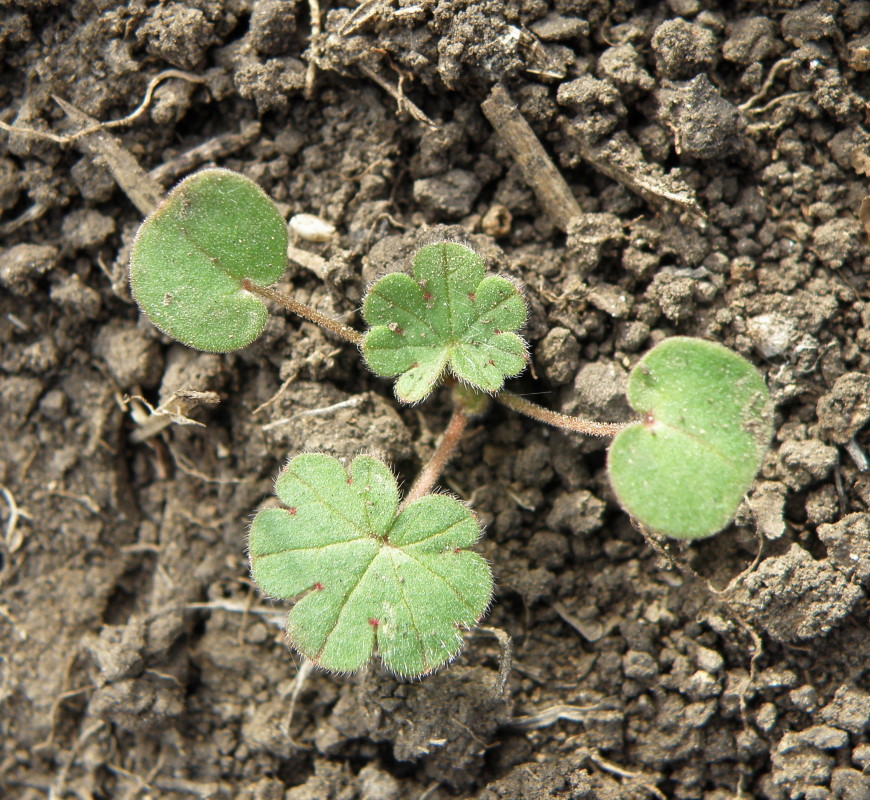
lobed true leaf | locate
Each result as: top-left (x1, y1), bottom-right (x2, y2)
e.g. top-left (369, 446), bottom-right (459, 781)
top-left (248, 453), bottom-right (493, 678)
top-left (362, 242), bottom-right (528, 403)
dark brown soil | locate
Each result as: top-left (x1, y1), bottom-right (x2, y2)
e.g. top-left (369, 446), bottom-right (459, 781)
top-left (3, 2), bottom-right (870, 799)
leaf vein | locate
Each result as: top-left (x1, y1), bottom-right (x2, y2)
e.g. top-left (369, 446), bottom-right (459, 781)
top-left (368, 284), bottom-right (439, 339)
top-left (400, 549), bottom-right (482, 618)
top-left (388, 551), bottom-right (429, 674)
top-left (457, 288), bottom-right (519, 337)
top-left (393, 513), bottom-right (469, 546)
top-left (253, 539), bottom-right (367, 559)
top-left (312, 548), bottom-right (381, 662)
top-left (290, 471), bottom-right (370, 537)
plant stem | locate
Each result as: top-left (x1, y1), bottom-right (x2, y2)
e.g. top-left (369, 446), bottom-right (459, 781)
top-left (497, 390), bottom-right (631, 437)
top-left (404, 404), bottom-right (469, 505)
top-left (241, 279), bottom-right (363, 346)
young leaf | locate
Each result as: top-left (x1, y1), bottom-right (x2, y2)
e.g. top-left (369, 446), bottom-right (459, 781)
top-left (249, 453), bottom-right (493, 678)
top-left (607, 337), bottom-right (773, 539)
top-left (129, 168), bottom-right (288, 352)
top-left (362, 242), bottom-right (527, 403)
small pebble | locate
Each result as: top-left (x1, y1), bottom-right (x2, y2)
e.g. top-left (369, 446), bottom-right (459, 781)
top-left (481, 204), bottom-right (512, 237)
top-left (289, 213), bottom-right (335, 242)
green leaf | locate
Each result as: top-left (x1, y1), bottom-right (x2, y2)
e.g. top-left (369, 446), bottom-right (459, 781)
top-left (129, 168), bottom-right (288, 352)
top-left (607, 337), bottom-right (773, 539)
top-left (362, 242), bottom-right (527, 403)
top-left (249, 454), bottom-right (493, 678)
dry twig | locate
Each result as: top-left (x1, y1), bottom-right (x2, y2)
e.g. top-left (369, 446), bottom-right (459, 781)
top-left (358, 63), bottom-right (436, 128)
top-left (148, 121), bottom-right (262, 186)
top-left (510, 701), bottom-right (614, 730)
top-left (0, 485), bottom-right (31, 554)
top-left (53, 95), bottom-right (163, 214)
top-left (126, 391), bottom-right (220, 444)
top-left (305, 0), bottom-right (323, 97)
top-left (481, 83), bottom-right (582, 233)
top-left (0, 69), bottom-right (204, 146)
top-left (565, 129), bottom-right (705, 220)
top-left (477, 626), bottom-right (513, 695)
top-left (550, 600), bottom-right (604, 642)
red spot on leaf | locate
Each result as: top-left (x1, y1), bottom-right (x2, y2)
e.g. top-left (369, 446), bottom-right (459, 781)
top-left (468, 292), bottom-right (476, 301)
top-left (494, 329), bottom-right (502, 335)
top-left (369, 618), bottom-right (379, 627)
top-left (488, 359), bottom-right (495, 366)
top-left (453, 548), bottom-right (461, 554)
top-left (314, 582), bottom-right (324, 591)
top-left (289, 507), bottom-right (297, 515)
top-left (346, 477), bottom-right (353, 484)
top-left (644, 411), bottom-right (655, 426)
top-left (423, 292), bottom-right (432, 302)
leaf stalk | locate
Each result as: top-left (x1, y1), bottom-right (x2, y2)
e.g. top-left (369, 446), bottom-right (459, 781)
top-left (241, 279), bottom-right (363, 346)
top-left (404, 404), bottom-right (469, 505)
top-left (496, 390), bottom-right (630, 437)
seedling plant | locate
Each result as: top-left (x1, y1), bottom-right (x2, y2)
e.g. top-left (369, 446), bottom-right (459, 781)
top-left (130, 168), bottom-right (773, 678)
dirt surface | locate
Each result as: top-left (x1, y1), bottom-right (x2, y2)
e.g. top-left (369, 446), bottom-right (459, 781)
top-left (2, 1), bottom-right (870, 798)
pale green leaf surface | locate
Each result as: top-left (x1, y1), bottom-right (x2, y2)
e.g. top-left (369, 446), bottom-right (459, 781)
top-left (129, 168), bottom-right (288, 352)
top-left (607, 337), bottom-right (773, 539)
top-left (362, 243), bottom-right (527, 402)
top-left (249, 454), bottom-right (493, 677)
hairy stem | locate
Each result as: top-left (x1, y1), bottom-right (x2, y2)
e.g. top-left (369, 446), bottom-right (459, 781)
top-left (404, 404), bottom-right (469, 505)
top-left (241, 280), bottom-right (363, 346)
top-left (497, 390), bottom-right (631, 437)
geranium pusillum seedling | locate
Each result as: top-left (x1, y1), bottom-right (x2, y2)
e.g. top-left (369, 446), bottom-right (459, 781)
top-left (129, 167), bottom-right (774, 676)
top-left (249, 454), bottom-right (492, 677)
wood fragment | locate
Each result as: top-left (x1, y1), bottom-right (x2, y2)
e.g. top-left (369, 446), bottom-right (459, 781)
top-left (477, 626), bottom-right (513, 695)
top-left (359, 63), bottom-right (436, 129)
top-left (510, 702), bottom-right (612, 730)
top-left (53, 95), bottom-right (163, 215)
top-left (305, 0), bottom-right (322, 98)
top-left (551, 599), bottom-right (604, 642)
top-left (127, 391), bottom-right (220, 443)
top-left (845, 436), bottom-right (870, 472)
top-left (481, 83), bottom-right (581, 233)
top-left (148, 121), bottom-right (262, 186)
top-left (287, 244), bottom-right (329, 280)
top-left (565, 128), bottom-right (706, 220)
top-left (338, 0), bottom-right (384, 36)
top-left (859, 196), bottom-right (870, 236)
